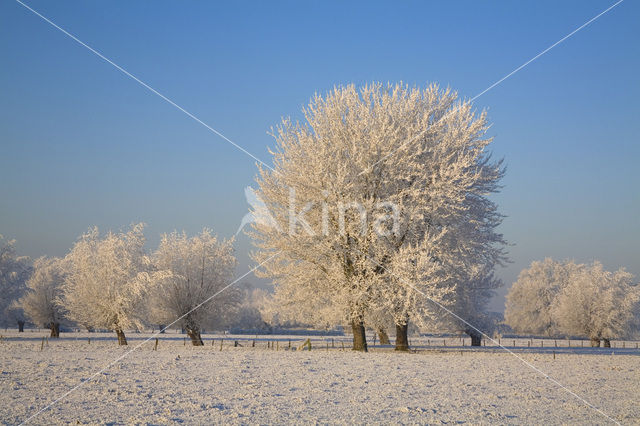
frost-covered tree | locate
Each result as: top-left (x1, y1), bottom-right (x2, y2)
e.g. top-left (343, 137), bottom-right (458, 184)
top-left (17, 257), bottom-right (67, 337)
top-left (504, 258), bottom-right (579, 336)
top-left (230, 287), bottom-right (272, 331)
top-left (553, 262), bottom-right (638, 347)
top-left (62, 224), bottom-right (152, 345)
top-left (444, 269), bottom-right (503, 346)
top-left (149, 229), bottom-right (239, 345)
top-left (0, 235), bottom-right (31, 331)
top-left (251, 82), bottom-right (506, 351)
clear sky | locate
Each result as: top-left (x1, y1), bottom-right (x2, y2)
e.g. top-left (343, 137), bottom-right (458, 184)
top-left (1, 0), bottom-right (638, 311)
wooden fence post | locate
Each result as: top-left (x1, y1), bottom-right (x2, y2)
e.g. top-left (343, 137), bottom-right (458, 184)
top-left (154, 338), bottom-right (158, 351)
top-left (220, 339), bottom-right (223, 351)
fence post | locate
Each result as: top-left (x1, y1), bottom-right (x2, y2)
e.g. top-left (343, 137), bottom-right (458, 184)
top-left (40, 336), bottom-right (45, 351)
top-left (220, 339), bottom-right (223, 351)
top-left (154, 338), bottom-right (158, 351)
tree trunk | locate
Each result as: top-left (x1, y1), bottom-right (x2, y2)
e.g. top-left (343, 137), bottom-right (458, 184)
top-left (159, 325), bottom-right (166, 334)
top-left (590, 338), bottom-right (600, 347)
top-left (116, 329), bottom-right (128, 345)
top-left (50, 322), bottom-right (60, 338)
top-left (603, 338), bottom-right (611, 348)
top-left (395, 322), bottom-right (409, 351)
top-left (17, 320), bottom-right (24, 332)
top-left (377, 328), bottom-right (390, 345)
top-left (187, 329), bottom-right (204, 346)
top-left (351, 319), bottom-right (368, 352)
top-left (467, 329), bottom-right (482, 346)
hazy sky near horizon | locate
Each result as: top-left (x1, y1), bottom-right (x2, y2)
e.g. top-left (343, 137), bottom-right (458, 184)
top-left (1, 1), bottom-right (639, 312)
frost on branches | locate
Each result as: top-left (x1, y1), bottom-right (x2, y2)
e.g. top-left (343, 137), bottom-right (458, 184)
top-left (250, 82), bottom-right (506, 351)
top-left (149, 229), bottom-right (239, 346)
top-left (0, 235), bottom-right (31, 331)
top-left (553, 262), bottom-right (638, 347)
top-left (505, 259), bottom-right (639, 346)
top-left (17, 256), bottom-right (67, 337)
top-left (62, 224), bottom-right (152, 345)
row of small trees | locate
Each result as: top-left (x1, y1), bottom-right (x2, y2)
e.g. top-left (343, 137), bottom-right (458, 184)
top-left (1, 226), bottom-right (241, 345)
top-left (505, 258), bottom-right (639, 346)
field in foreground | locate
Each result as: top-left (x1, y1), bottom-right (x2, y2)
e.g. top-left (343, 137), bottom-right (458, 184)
top-left (1, 332), bottom-right (639, 425)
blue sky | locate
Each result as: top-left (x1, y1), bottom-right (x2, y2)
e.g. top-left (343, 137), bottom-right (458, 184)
top-left (1, 1), bottom-right (638, 311)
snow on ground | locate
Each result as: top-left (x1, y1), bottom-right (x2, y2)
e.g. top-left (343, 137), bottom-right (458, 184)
top-left (1, 331), bottom-right (639, 425)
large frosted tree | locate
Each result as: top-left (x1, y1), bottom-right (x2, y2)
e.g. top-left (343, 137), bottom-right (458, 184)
top-left (250, 82), bottom-right (506, 350)
top-left (17, 256), bottom-right (67, 337)
top-left (62, 224), bottom-right (152, 345)
top-left (0, 235), bottom-right (31, 331)
top-left (149, 229), bottom-right (239, 345)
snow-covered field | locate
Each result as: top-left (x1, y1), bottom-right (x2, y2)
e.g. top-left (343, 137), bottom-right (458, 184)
top-left (1, 331), bottom-right (639, 425)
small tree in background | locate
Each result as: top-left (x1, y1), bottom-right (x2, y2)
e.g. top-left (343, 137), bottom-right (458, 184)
top-left (149, 229), bottom-right (239, 346)
top-left (553, 262), bottom-right (638, 347)
top-left (504, 258), bottom-right (580, 336)
top-left (62, 224), bottom-right (152, 345)
top-left (18, 257), bottom-right (67, 337)
top-left (0, 235), bottom-right (31, 331)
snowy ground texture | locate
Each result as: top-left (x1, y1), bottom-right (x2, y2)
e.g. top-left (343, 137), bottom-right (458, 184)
top-left (1, 331), bottom-right (639, 425)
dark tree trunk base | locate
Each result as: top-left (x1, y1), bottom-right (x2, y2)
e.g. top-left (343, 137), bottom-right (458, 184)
top-left (50, 322), bottom-right (60, 338)
top-left (590, 338), bottom-right (600, 347)
top-left (18, 321), bottom-right (25, 332)
top-left (395, 322), bottom-right (409, 351)
top-left (351, 320), bottom-right (368, 352)
top-left (377, 328), bottom-right (391, 345)
top-left (187, 330), bottom-right (204, 346)
top-left (116, 329), bottom-right (128, 345)
top-left (603, 338), bottom-right (611, 348)
top-left (467, 330), bottom-right (482, 346)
